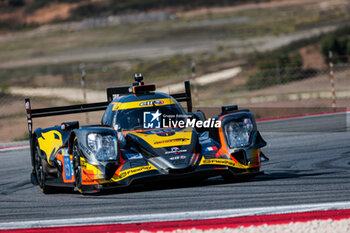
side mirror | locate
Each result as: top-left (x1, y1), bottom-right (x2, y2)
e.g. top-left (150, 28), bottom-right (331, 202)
top-left (187, 110), bottom-right (206, 122)
top-left (221, 105), bottom-right (238, 115)
top-left (61, 121), bottom-right (79, 131)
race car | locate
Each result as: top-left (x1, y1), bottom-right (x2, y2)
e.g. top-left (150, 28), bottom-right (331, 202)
top-left (25, 74), bottom-right (268, 194)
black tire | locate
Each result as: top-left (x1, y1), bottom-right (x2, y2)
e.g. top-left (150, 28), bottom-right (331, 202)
top-left (34, 140), bottom-right (55, 194)
top-left (30, 172), bottom-right (38, 185)
top-left (72, 140), bottom-right (83, 193)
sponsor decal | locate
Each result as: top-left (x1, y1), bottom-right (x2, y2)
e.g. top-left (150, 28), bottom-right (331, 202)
top-left (204, 146), bottom-right (218, 151)
top-left (80, 143), bottom-right (94, 157)
top-left (201, 158), bottom-right (235, 167)
top-left (165, 147), bottom-right (187, 155)
top-left (112, 98), bottom-right (174, 111)
top-left (169, 155), bottom-right (186, 160)
top-left (143, 110), bottom-right (161, 129)
top-left (142, 129), bottom-right (176, 136)
top-left (28, 120), bottom-right (32, 132)
top-left (114, 165), bottom-right (155, 181)
top-left (140, 100), bottom-right (164, 106)
top-left (62, 149), bottom-right (73, 180)
top-left (154, 138), bottom-right (190, 145)
top-left (25, 101), bottom-right (30, 110)
top-left (157, 131), bottom-right (176, 137)
top-left (125, 153), bottom-right (143, 160)
top-left (143, 128), bottom-right (174, 134)
top-left (129, 128), bottom-right (192, 148)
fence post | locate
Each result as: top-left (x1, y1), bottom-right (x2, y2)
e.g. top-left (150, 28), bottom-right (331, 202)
top-left (80, 65), bottom-right (90, 124)
top-left (191, 61), bottom-right (199, 107)
top-left (328, 51), bottom-right (336, 111)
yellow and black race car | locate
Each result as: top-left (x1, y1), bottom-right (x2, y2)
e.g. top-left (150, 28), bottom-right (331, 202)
top-left (25, 75), bottom-right (268, 194)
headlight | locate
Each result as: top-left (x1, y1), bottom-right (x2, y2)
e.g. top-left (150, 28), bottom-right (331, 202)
top-left (87, 133), bottom-right (118, 161)
top-left (224, 118), bottom-right (253, 148)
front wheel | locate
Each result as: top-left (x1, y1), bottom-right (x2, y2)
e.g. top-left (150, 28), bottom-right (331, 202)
top-left (72, 140), bottom-right (83, 193)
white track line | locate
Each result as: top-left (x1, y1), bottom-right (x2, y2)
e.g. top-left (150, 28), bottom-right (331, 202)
top-left (1, 201), bottom-right (350, 230)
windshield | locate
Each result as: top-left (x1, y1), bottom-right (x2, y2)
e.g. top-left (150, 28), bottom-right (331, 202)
top-left (113, 103), bottom-right (186, 131)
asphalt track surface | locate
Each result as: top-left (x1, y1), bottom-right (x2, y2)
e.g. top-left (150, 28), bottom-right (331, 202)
top-left (0, 113), bottom-right (349, 225)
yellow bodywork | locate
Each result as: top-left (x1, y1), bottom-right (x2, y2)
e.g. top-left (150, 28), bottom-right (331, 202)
top-left (37, 130), bottom-right (63, 166)
top-left (81, 157), bottom-right (157, 184)
top-left (129, 127), bottom-right (193, 148)
top-left (110, 164), bottom-right (157, 182)
top-left (199, 148), bottom-right (260, 169)
top-left (112, 98), bottom-right (176, 111)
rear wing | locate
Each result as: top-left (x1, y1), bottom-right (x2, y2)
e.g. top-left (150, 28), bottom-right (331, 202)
top-left (25, 80), bottom-right (193, 135)
top-left (25, 99), bottom-right (109, 135)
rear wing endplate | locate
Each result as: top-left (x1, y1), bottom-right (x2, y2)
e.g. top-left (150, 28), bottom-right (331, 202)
top-left (171, 80), bottom-right (192, 113)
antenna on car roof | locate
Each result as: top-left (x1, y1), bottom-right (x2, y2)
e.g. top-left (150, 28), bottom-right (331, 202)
top-left (133, 73), bottom-right (144, 86)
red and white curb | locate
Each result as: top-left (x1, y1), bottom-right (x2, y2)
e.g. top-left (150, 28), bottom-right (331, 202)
top-left (2, 209), bottom-right (349, 233)
top-left (0, 144), bottom-right (29, 152)
top-left (1, 201), bottom-right (350, 232)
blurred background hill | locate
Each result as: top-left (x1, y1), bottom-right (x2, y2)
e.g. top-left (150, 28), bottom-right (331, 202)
top-left (0, 0), bottom-right (271, 28)
top-left (0, 0), bottom-right (350, 142)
